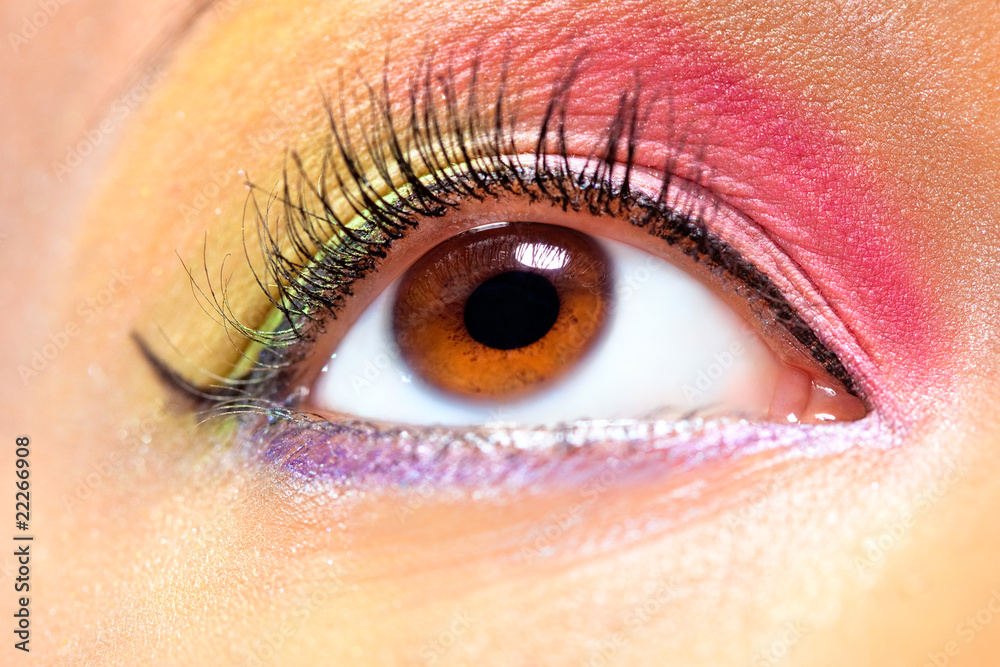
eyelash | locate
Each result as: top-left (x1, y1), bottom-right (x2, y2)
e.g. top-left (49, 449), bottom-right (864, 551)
top-left (194, 54), bottom-right (858, 420)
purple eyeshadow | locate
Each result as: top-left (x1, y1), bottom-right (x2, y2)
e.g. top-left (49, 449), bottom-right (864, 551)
top-left (251, 414), bottom-right (887, 489)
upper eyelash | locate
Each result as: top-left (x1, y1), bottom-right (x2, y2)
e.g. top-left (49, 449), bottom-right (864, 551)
top-left (191, 52), bottom-right (858, 415)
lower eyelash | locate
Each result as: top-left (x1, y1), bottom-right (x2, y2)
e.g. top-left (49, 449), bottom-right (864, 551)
top-left (197, 53), bottom-right (857, 421)
top-left (253, 407), bottom-right (890, 488)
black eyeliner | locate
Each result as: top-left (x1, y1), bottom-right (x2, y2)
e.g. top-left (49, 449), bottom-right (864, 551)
top-left (192, 54), bottom-right (858, 416)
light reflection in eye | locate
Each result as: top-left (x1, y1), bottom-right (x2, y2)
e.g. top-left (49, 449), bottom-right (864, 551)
top-left (310, 222), bottom-right (788, 426)
top-left (515, 243), bottom-right (569, 270)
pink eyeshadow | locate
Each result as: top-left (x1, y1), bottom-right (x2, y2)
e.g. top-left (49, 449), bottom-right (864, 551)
top-left (415, 4), bottom-right (947, 407)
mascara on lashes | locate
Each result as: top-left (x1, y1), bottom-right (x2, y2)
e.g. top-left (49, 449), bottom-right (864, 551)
top-left (138, 57), bottom-right (863, 425)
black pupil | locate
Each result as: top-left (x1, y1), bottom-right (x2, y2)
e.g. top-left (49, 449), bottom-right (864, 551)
top-left (463, 271), bottom-right (561, 350)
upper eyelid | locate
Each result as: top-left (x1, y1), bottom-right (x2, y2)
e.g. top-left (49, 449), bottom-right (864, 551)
top-left (263, 164), bottom-right (862, 399)
top-left (133, 52), bottom-right (872, 410)
top-left (139, 65), bottom-right (859, 416)
top-left (86, 0), bottom-right (231, 118)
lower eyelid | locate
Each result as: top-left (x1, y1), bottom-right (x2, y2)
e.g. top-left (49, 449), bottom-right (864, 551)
top-left (256, 403), bottom-right (892, 488)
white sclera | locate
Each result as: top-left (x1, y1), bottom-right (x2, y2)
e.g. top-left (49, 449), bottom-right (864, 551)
top-left (312, 238), bottom-right (780, 426)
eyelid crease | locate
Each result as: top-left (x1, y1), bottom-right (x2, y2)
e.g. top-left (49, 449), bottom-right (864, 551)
top-left (134, 52), bottom-right (863, 420)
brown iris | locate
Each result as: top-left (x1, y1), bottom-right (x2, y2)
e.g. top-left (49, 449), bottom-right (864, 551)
top-left (393, 223), bottom-right (613, 399)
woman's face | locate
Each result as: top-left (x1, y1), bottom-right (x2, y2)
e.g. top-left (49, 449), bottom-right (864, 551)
top-left (7, 0), bottom-right (1000, 663)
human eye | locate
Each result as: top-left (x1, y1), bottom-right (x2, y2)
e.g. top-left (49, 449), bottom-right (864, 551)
top-left (35, 0), bottom-right (1000, 662)
top-left (136, 53), bottom-right (870, 480)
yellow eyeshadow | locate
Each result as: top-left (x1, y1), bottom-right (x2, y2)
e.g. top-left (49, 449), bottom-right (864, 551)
top-left (134, 255), bottom-right (274, 389)
top-left (119, 0), bottom-right (412, 390)
top-left (132, 160), bottom-right (369, 390)
top-left (109, 0), bottom-right (530, 392)
top-left (119, 24), bottom-right (344, 387)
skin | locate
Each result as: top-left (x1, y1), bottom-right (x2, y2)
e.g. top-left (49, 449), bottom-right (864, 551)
top-left (4, 0), bottom-right (1000, 664)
